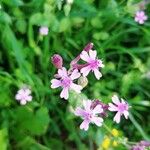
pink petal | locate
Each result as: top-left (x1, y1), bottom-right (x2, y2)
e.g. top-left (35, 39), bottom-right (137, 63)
top-left (18, 89), bottom-right (25, 95)
top-left (51, 79), bottom-right (61, 88)
top-left (81, 66), bottom-right (91, 77)
top-left (70, 83), bottom-right (82, 93)
top-left (112, 95), bottom-right (120, 105)
top-left (113, 112), bottom-right (121, 123)
top-left (108, 103), bottom-right (118, 111)
top-left (139, 20), bottom-right (144, 24)
top-left (80, 120), bottom-right (90, 131)
top-left (25, 89), bottom-right (31, 95)
top-left (60, 88), bottom-right (69, 99)
top-left (92, 105), bottom-right (103, 115)
top-left (26, 96), bottom-right (32, 102)
top-left (89, 50), bottom-right (97, 60)
top-left (98, 60), bottom-right (104, 68)
top-left (123, 110), bottom-right (129, 119)
top-left (139, 11), bottom-right (144, 16)
top-left (74, 107), bottom-right (86, 117)
top-left (93, 69), bottom-right (102, 80)
top-left (15, 94), bottom-right (21, 100)
top-left (20, 100), bottom-right (27, 105)
top-left (80, 51), bottom-right (90, 62)
top-left (83, 100), bottom-right (92, 112)
top-left (134, 17), bottom-right (139, 22)
top-left (143, 16), bottom-right (148, 20)
top-left (91, 116), bottom-right (103, 126)
top-left (70, 69), bottom-right (80, 80)
top-left (58, 67), bottom-right (68, 78)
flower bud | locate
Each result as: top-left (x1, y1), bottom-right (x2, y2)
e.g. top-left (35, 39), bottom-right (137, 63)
top-left (77, 76), bottom-right (88, 88)
top-left (51, 54), bottom-right (63, 69)
top-left (83, 42), bottom-right (94, 52)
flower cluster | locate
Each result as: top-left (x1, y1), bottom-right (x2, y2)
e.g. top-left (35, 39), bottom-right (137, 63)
top-left (50, 43), bottom-right (130, 130)
top-left (74, 95), bottom-right (129, 130)
top-left (51, 43), bottom-right (104, 100)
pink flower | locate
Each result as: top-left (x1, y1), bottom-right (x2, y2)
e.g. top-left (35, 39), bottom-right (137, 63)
top-left (39, 26), bottom-right (49, 35)
top-left (108, 95), bottom-right (129, 123)
top-left (80, 50), bottom-right (104, 80)
top-left (135, 11), bottom-right (148, 24)
top-left (15, 88), bottom-right (32, 105)
top-left (74, 100), bottom-right (103, 131)
top-left (51, 67), bottom-right (82, 100)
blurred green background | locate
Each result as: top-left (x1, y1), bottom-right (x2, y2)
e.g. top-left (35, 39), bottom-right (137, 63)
top-left (0, 0), bottom-right (150, 149)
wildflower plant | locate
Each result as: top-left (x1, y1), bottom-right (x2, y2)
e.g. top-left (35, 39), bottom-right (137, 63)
top-left (50, 42), bottom-right (150, 149)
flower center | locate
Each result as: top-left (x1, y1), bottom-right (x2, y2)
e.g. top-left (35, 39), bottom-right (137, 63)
top-left (89, 60), bottom-right (99, 69)
top-left (118, 103), bottom-right (128, 113)
top-left (61, 77), bottom-right (72, 88)
top-left (85, 112), bottom-right (93, 120)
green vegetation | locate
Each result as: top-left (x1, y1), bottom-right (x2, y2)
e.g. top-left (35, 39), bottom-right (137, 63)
top-left (0, 0), bottom-right (150, 149)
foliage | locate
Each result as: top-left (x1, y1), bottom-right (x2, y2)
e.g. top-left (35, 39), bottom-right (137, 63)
top-left (0, 0), bottom-right (150, 149)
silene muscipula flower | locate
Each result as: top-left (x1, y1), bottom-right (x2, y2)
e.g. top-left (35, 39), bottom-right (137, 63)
top-left (15, 87), bottom-right (32, 105)
top-left (134, 11), bottom-right (148, 24)
top-left (74, 100), bottom-right (104, 131)
top-left (51, 67), bottom-right (82, 100)
top-left (80, 50), bottom-right (104, 80)
top-left (39, 26), bottom-right (49, 36)
top-left (108, 95), bottom-right (129, 123)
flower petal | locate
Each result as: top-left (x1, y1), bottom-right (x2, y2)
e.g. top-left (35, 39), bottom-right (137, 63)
top-left (80, 51), bottom-right (90, 62)
top-left (123, 110), bottom-right (129, 119)
top-left (83, 100), bottom-right (92, 111)
top-left (113, 112), bottom-right (121, 123)
top-left (74, 107), bottom-right (86, 117)
top-left (91, 116), bottom-right (103, 126)
top-left (51, 79), bottom-right (61, 88)
top-left (94, 69), bottom-right (102, 80)
top-left (70, 83), bottom-right (82, 93)
top-left (108, 103), bottom-right (118, 111)
top-left (15, 94), bottom-right (21, 100)
top-left (93, 105), bottom-right (103, 115)
top-left (70, 69), bottom-right (80, 80)
top-left (112, 95), bottom-right (120, 105)
top-left (89, 50), bottom-right (97, 60)
top-left (25, 89), bottom-right (31, 95)
top-left (20, 100), bottom-right (27, 105)
top-left (81, 66), bottom-right (91, 77)
top-left (26, 96), bottom-right (32, 102)
top-left (80, 120), bottom-right (90, 131)
top-left (60, 88), bottom-right (69, 99)
top-left (58, 67), bottom-right (68, 78)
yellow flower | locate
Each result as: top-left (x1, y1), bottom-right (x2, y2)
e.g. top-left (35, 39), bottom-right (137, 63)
top-left (102, 136), bottom-right (111, 149)
top-left (112, 141), bottom-right (118, 147)
top-left (111, 129), bottom-right (119, 137)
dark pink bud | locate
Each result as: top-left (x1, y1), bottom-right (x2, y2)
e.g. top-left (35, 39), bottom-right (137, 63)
top-left (83, 42), bottom-right (94, 52)
top-left (51, 54), bottom-right (63, 69)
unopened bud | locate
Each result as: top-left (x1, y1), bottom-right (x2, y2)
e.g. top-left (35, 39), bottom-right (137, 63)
top-left (84, 42), bottom-right (94, 52)
top-left (77, 76), bottom-right (88, 88)
top-left (51, 54), bottom-right (63, 69)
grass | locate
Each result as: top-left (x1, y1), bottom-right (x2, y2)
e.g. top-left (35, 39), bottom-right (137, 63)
top-left (0, 0), bottom-right (150, 149)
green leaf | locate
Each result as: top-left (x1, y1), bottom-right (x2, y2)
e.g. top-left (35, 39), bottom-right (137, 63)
top-left (0, 128), bottom-right (8, 150)
top-left (59, 18), bottom-right (70, 32)
top-left (0, 11), bottom-right (12, 24)
top-left (14, 107), bottom-right (50, 135)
